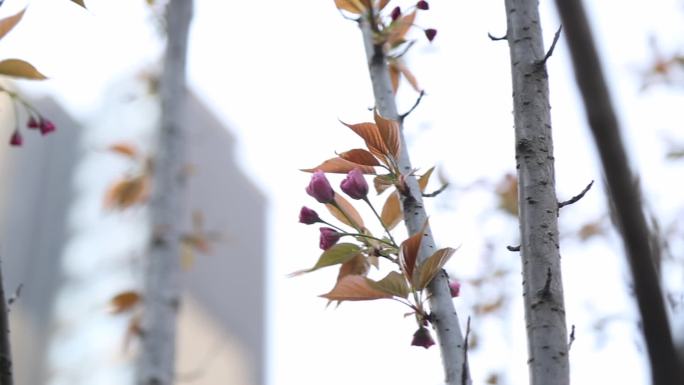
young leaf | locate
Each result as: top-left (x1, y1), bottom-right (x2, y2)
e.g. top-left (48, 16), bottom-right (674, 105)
top-left (302, 156), bottom-right (376, 175)
top-left (0, 8), bottom-right (26, 41)
top-left (341, 120), bottom-right (390, 163)
top-left (373, 110), bottom-right (401, 159)
top-left (389, 63), bottom-right (400, 93)
top-left (337, 253), bottom-right (370, 280)
top-left (387, 11), bottom-right (416, 46)
top-left (414, 247), bottom-right (456, 290)
top-left (320, 275), bottom-right (393, 301)
top-left (334, 0), bottom-right (365, 13)
top-left (418, 166), bottom-right (435, 191)
top-left (310, 243), bottom-right (362, 273)
top-left (109, 291), bottom-right (141, 314)
top-left (373, 174), bottom-right (395, 194)
top-left (108, 142), bottom-right (138, 158)
top-left (326, 193), bottom-right (365, 229)
top-left (71, 0), bottom-right (87, 8)
top-left (0, 59), bottom-right (47, 80)
top-left (367, 271), bottom-right (409, 298)
top-left (380, 191), bottom-right (403, 230)
top-left (394, 60), bottom-right (421, 92)
top-left (337, 148), bottom-right (381, 167)
top-left (103, 175), bottom-right (150, 210)
top-left (399, 220), bottom-right (429, 281)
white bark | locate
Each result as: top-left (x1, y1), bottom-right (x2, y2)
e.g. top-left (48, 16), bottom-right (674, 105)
top-left (503, 1), bottom-right (569, 385)
top-left (136, 1), bottom-right (193, 385)
top-left (359, 15), bottom-right (470, 385)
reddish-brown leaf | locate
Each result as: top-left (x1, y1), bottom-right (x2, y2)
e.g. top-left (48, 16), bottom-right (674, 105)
top-left (0, 59), bottom-right (47, 80)
top-left (376, 0), bottom-right (391, 11)
top-left (373, 174), bottom-right (395, 195)
top-left (387, 11), bottom-right (416, 46)
top-left (337, 148), bottom-right (381, 167)
top-left (374, 110), bottom-right (401, 159)
top-left (108, 142), bottom-right (138, 158)
top-left (302, 156), bottom-right (376, 175)
top-left (334, 0), bottom-right (365, 13)
top-left (103, 175), bottom-right (150, 210)
top-left (341, 121), bottom-right (389, 163)
top-left (0, 8), bottom-right (25, 41)
top-left (109, 291), bottom-right (141, 314)
top-left (414, 247), bottom-right (456, 290)
top-left (320, 275), bottom-right (393, 301)
top-left (71, 0), bottom-right (87, 8)
top-left (389, 62), bottom-right (400, 94)
top-left (326, 193), bottom-right (365, 229)
top-left (418, 167), bottom-right (435, 192)
top-left (380, 191), bottom-right (403, 230)
top-left (394, 60), bottom-right (421, 92)
top-left (337, 253), bottom-right (370, 281)
top-left (399, 220), bottom-right (429, 281)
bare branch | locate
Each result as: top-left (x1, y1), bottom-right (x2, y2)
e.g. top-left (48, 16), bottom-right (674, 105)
top-left (400, 90), bottom-right (426, 121)
top-left (568, 324), bottom-right (576, 351)
top-left (558, 180), bottom-right (594, 209)
top-left (461, 317), bottom-right (471, 385)
top-left (538, 25), bottom-right (563, 66)
top-left (506, 245), bottom-right (521, 252)
top-left (488, 32), bottom-right (507, 41)
top-left (6, 285), bottom-right (21, 308)
top-left (423, 183), bottom-right (449, 198)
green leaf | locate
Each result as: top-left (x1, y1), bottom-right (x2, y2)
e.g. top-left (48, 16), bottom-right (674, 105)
top-left (414, 247), bottom-right (456, 290)
top-left (0, 8), bottom-right (26, 41)
top-left (71, 0), bottom-right (87, 8)
top-left (367, 271), bottom-right (409, 298)
top-left (289, 243), bottom-right (361, 276)
top-left (320, 275), bottom-right (393, 302)
top-left (0, 59), bottom-right (47, 80)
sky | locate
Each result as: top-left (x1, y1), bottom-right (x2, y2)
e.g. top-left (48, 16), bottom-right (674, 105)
top-left (1, 0), bottom-right (684, 384)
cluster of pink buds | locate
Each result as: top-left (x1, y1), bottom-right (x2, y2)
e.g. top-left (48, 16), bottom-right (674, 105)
top-left (389, 1), bottom-right (437, 43)
top-left (9, 114), bottom-right (56, 147)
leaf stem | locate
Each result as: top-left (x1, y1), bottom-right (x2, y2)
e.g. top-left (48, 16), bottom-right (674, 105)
top-left (362, 196), bottom-right (397, 246)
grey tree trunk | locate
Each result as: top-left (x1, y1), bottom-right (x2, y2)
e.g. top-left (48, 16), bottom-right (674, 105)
top-left (359, 13), bottom-right (471, 385)
top-left (0, 260), bottom-right (13, 385)
top-left (553, 1), bottom-right (684, 384)
top-left (136, 1), bottom-right (193, 385)
top-left (503, 1), bottom-right (569, 385)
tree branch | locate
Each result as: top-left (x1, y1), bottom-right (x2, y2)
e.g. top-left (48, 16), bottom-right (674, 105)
top-left (554, 1), bottom-right (683, 383)
top-left (538, 25), bottom-right (563, 66)
top-left (400, 90), bottom-right (425, 121)
top-left (488, 32), bottom-right (507, 41)
top-left (0, 259), bottom-right (13, 385)
top-left (359, 13), bottom-right (470, 385)
top-left (558, 180), bottom-right (593, 209)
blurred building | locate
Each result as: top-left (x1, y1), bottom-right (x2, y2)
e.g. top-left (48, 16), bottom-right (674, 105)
top-left (0, 88), bottom-right (266, 385)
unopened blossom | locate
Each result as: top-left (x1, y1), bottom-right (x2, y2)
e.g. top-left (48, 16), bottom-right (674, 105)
top-left (319, 227), bottom-right (341, 250)
top-left (425, 28), bottom-right (437, 42)
top-left (40, 119), bottom-right (56, 135)
top-left (411, 327), bottom-right (435, 349)
top-left (390, 6), bottom-right (401, 21)
top-left (306, 170), bottom-right (335, 204)
top-left (9, 130), bottom-right (22, 146)
top-left (27, 116), bottom-right (39, 129)
top-left (449, 280), bottom-right (461, 298)
top-left (299, 206), bottom-right (320, 225)
top-left (416, 1), bottom-right (429, 10)
top-left (340, 168), bottom-right (368, 200)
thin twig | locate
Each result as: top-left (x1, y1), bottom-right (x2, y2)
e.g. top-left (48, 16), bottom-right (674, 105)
top-left (488, 32), bottom-right (507, 41)
top-left (507, 245), bottom-right (520, 252)
top-left (392, 40), bottom-right (416, 60)
top-left (538, 25), bottom-right (563, 65)
top-left (568, 324), bottom-right (576, 350)
top-left (400, 90), bottom-right (426, 121)
top-left (6, 285), bottom-right (21, 308)
top-left (422, 183), bottom-right (449, 198)
top-left (558, 180), bottom-right (594, 209)
top-left (461, 317), bottom-right (471, 385)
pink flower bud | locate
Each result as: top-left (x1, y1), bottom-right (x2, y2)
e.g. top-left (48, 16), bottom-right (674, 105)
top-left (449, 280), bottom-right (461, 297)
top-left (425, 28), bottom-right (437, 42)
top-left (39, 118), bottom-right (56, 136)
top-left (9, 130), bottom-right (22, 146)
top-left (416, 1), bottom-right (429, 10)
top-left (27, 116), bottom-right (39, 129)
top-left (411, 327), bottom-right (435, 349)
top-left (306, 171), bottom-right (335, 204)
top-left (299, 206), bottom-right (320, 225)
top-left (319, 227), bottom-right (341, 250)
top-left (390, 6), bottom-right (401, 21)
top-left (340, 168), bottom-right (368, 200)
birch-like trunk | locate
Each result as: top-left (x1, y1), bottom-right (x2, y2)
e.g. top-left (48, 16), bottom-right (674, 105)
top-left (359, 13), bottom-right (471, 385)
top-left (136, 1), bottom-right (193, 384)
top-left (504, 1), bottom-right (569, 384)
top-left (0, 260), bottom-right (13, 385)
top-left (553, 1), bottom-right (683, 384)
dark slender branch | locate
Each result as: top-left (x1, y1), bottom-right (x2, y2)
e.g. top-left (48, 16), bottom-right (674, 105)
top-left (558, 180), bottom-right (594, 209)
top-left (400, 90), bottom-right (426, 121)
top-left (6, 285), bottom-right (21, 308)
top-left (506, 245), bottom-right (520, 252)
top-left (487, 32), bottom-right (507, 41)
top-left (0, 260), bottom-right (14, 385)
top-left (422, 183), bottom-right (449, 198)
top-left (568, 324), bottom-right (576, 350)
top-left (392, 40), bottom-right (416, 60)
top-left (461, 317), bottom-right (471, 385)
top-left (538, 25), bottom-right (563, 65)
top-left (554, 1), bottom-right (683, 384)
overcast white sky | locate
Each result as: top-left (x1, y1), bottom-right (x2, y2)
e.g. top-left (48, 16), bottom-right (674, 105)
top-left (2, 0), bottom-right (684, 384)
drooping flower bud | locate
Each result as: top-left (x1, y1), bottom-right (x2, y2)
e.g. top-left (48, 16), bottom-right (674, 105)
top-left (319, 227), bottom-right (341, 250)
top-left (340, 168), bottom-right (368, 200)
top-left (306, 171), bottom-right (335, 204)
top-left (411, 327), bottom-right (435, 349)
top-left (27, 116), bottom-right (39, 129)
top-left (299, 206), bottom-right (320, 225)
top-left (39, 119), bottom-right (56, 136)
top-left (390, 6), bottom-right (401, 21)
top-left (449, 280), bottom-right (461, 298)
top-left (416, 1), bottom-right (429, 10)
top-left (424, 28), bottom-right (437, 42)
top-left (9, 130), bottom-right (22, 146)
